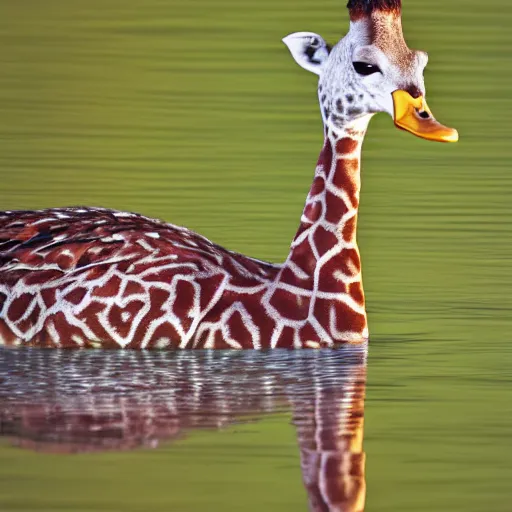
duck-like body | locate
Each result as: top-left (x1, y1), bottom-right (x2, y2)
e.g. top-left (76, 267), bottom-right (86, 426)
top-left (0, 207), bottom-right (284, 348)
top-left (0, 133), bottom-right (370, 349)
top-left (0, 0), bottom-right (457, 349)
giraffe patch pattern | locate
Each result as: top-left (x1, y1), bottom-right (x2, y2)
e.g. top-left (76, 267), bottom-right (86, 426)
top-left (0, 126), bottom-right (368, 349)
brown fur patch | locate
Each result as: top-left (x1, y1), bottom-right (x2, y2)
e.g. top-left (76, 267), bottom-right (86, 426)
top-left (371, 13), bottom-right (414, 67)
top-left (347, 1), bottom-right (416, 72)
top-left (348, 0), bottom-right (401, 20)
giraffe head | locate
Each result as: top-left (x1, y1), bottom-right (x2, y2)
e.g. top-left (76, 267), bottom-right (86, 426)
top-left (283, 0), bottom-right (458, 142)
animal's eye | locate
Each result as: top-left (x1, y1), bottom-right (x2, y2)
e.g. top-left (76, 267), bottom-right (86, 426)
top-left (310, 37), bottom-right (321, 48)
top-left (353, 61), bottom-right (381, 76)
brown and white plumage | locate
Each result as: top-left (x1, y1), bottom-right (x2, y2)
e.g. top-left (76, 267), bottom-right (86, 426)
top-left (0, 0), bottom-right (457, 349)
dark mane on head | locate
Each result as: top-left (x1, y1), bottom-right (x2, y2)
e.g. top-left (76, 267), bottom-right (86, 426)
top-left (347, 0), bottom-right (402, 17)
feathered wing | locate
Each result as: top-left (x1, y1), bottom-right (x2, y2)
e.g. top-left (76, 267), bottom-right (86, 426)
top-left (0, 207), bottom-right (279, 348)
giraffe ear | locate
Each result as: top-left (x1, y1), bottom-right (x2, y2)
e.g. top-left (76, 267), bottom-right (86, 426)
top-left (282, 32), bottom-right (330, 75)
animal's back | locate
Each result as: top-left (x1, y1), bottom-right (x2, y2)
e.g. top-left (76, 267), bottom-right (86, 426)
top-left (0, 207), bottom-right (280, 349)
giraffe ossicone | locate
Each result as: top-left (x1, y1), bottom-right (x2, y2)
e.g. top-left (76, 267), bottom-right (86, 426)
top-left (0, 0), bottom-right (457, 349)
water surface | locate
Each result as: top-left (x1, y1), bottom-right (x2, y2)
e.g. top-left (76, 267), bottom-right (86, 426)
top-left (0, 347), bottom-right (367, 511)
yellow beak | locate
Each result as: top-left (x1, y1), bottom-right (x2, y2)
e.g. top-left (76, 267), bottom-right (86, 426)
top-left (392, 90), bottom-right (459, 143)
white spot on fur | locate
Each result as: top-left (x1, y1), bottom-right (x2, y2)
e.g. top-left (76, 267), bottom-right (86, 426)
top-left (47, 320), bottom-right (61, 346)
top-left (154, 337), bottom-right (171, 349)
top-left (60, 249), bottom-right (74, 259)
top-left (71, 334), bottom-right (84, 346)
top-left (137, 239), bottom-right (154, 252)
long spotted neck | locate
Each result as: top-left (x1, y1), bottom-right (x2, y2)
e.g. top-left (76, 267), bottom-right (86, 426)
top-left (272, 118), bottom-right (371, 343)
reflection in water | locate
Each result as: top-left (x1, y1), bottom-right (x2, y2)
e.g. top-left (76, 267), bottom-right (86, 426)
top-left (0, 347), bottom-right (367, 511)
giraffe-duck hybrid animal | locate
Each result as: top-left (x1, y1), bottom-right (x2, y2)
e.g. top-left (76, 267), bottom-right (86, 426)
top-left (0, 0), bottom-right (457, 349)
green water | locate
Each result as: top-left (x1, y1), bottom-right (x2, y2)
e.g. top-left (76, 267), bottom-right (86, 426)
top-left (0, 0), bottom-right (511, 510)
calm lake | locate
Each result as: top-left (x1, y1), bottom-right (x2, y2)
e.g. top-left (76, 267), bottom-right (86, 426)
top-left (0, 0), bottom-right (511, 510)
